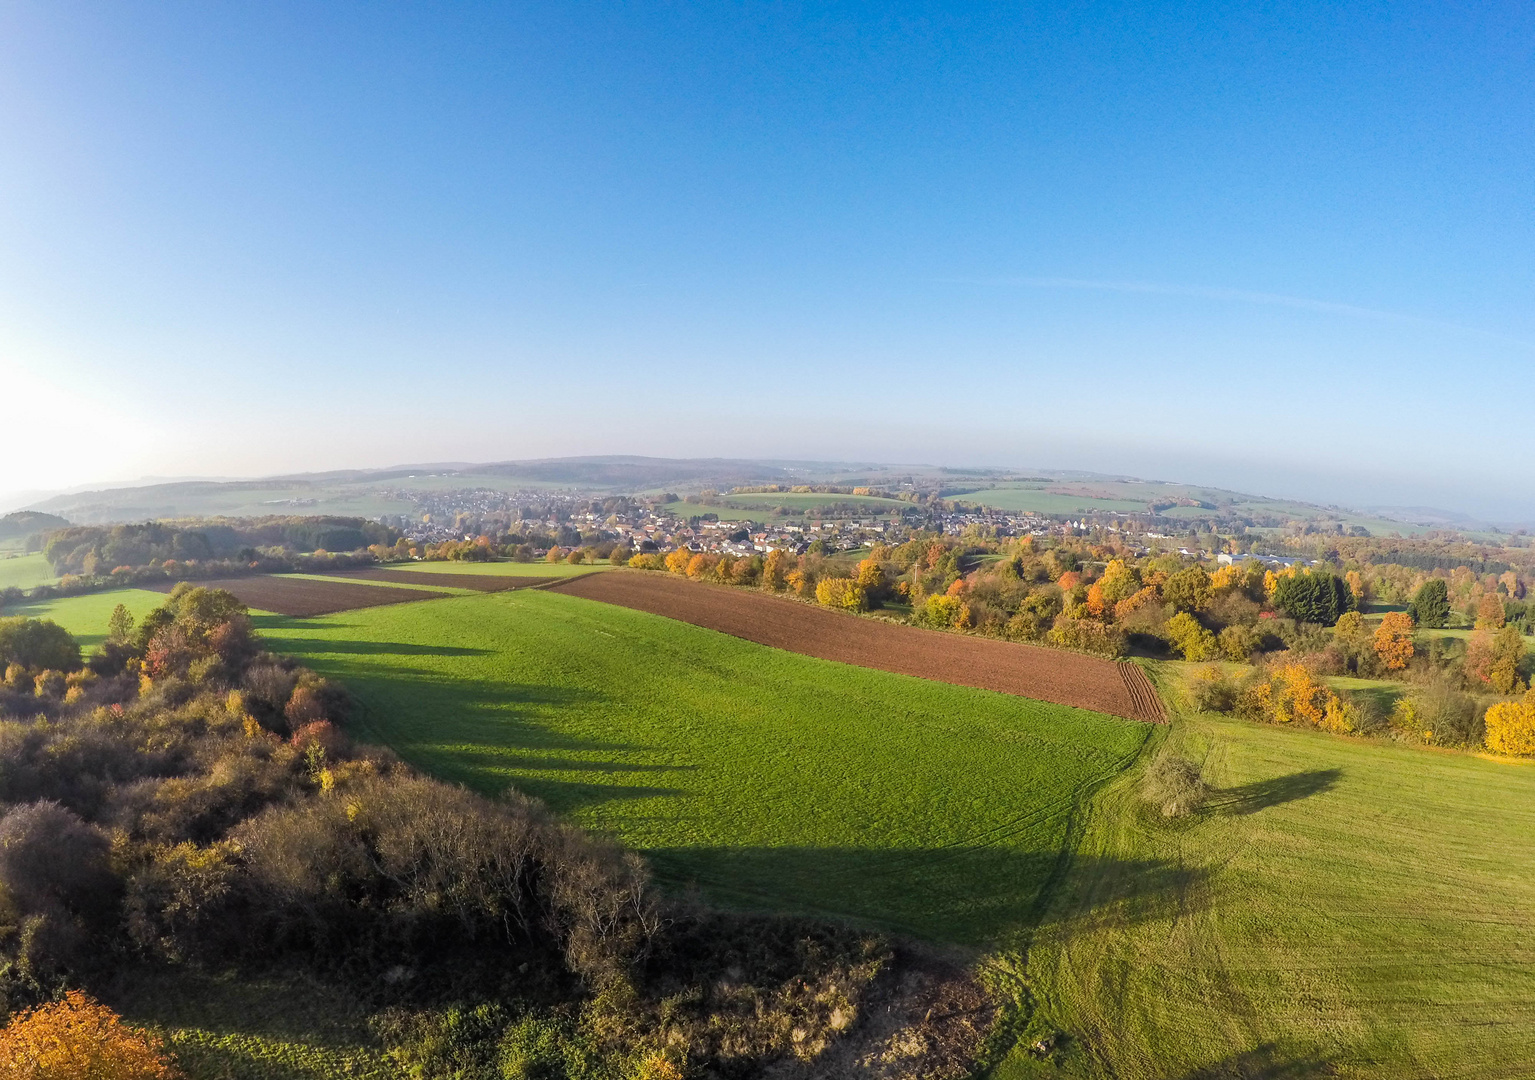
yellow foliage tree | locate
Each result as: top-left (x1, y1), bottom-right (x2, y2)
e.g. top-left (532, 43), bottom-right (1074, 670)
top-left (1372, 612), bottom-right (1415, 671)
top-left (664, 548), bottom-right (693, 574)
top-left (1249, 663), bottom-right (1352, 733)
top-left (761, 549), bottom-right (790, 591)
top-left (1166, 612), bottom-right (1218, 661)
top-left (855, 557), bottom-right (885, 589)
top-left (815, 578), bottom-right (866, 611)
top-left (1485, 699), bottom-right (1535, 756)
top-left (1097, 559), bottom-right (1139, 605)
top-left (0, 990), bottom-right (181, 1079)
top-left (1345, 570), bottom-right (1365, 604)
top-left (685, 553), bottom-right (713, 579)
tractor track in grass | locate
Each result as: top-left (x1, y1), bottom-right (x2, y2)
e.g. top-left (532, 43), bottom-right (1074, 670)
top-left (547, 571), bottom-right (1166, 724)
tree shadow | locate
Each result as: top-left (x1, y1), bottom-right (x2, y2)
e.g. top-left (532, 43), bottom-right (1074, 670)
top-left (1174, 1042), bottom-right (1335, 1079)
top-left (641, 846), bottom-right (1207, 947)
top-left (281, 638), bottom-right (494, 658)
top-left (1204, 769), bottom-right (1342, 817)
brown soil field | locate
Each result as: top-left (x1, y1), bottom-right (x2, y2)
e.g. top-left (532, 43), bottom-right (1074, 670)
top-left (549, 572), bottom-right (1166, 723)
top-left (149, 576), bottom-right (450, 618)
top-left (326, 568), bottom-right (563, 592)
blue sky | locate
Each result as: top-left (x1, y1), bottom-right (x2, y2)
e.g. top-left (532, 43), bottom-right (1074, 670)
top-left (2, 2), bottom-right (1531, 518)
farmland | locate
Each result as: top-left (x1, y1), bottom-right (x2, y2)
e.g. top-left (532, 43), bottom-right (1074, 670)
top-left (550, 571), bottom-right (1164, 722)
top-left (258, 589), bottom-right (1150, 943)
top-left (143, 575), bottom-right (451, 617)
top-left (332, 567), bottom-right (590, 591)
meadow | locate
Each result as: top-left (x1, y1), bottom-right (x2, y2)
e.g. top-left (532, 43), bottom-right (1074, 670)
top-left (257, 589), bottom-right (1149, 944)
top-left (1007, 709), bottom-right (1535, 1080)
top-left (0, 552), bottom-right (56, 590)
top-left (7, 587), bottom-right (175, 649)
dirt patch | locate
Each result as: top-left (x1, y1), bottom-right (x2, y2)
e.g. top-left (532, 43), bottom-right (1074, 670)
top-left (325, 567), bottom-right (572, 592)
top-left (148, 576), bottom-right (451, 617)
top-left (548, 572), bottom-right (1165, 723)
top-left (771, 948), bottom-right (996, 1080)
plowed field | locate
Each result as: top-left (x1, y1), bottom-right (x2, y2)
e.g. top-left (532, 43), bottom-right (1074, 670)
top-left (329, 568), bottom-right (589, 592)
top-left (549, 572), bottom-right (1165, 722)
top-left (148, 575), bottom-right (449, 617)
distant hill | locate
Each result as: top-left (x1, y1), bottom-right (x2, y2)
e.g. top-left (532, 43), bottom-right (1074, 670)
top-left (17, 456), bottom-right (1514, 537)
top-left (0, 510), bottom-right (69, 540)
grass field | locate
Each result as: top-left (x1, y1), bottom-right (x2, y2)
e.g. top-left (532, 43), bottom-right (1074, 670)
top-left (6, 588), bottom-right (179, 649)
top-left (1005, 712), bottom-right (1535, 1079)
top-left (0, 552), bottom-right (56, 590)
top-left (258, 590), bottom-right (1149, 944)
top-left (949, 484), bottom-right (1150, 516)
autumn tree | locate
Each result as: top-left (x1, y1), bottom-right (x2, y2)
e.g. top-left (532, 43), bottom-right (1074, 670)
top-left (1372, 611), bottom-right (1415, 671)
top-left (1408, 579), bottom-right (1450, 628)
top-left (815, 578), bottom-right (866, 612)
top-left (0, 990), bottom-right (180, 1079)
top-left (664, 549), bottom-right (693, 574)
top-left (1166, 612), bottom-right (1218, 661)
top-left (1485, 697), bottom-right (1535, 756)
top-left (1475, 593), bottom-right (1506, 629)
top-left (761, 549), bottom-right (789, 591)
top-left (1096, 559), bottom-right (1140, 606)
top-left (1162, 567), bottom-right (1213, 614)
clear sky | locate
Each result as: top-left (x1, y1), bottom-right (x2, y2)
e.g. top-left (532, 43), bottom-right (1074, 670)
top-left (2, 3), bottom-right (1531, 519)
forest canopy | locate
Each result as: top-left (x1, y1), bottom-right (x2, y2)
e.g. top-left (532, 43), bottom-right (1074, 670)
top-left (42, 517), bottom-right (398, 576)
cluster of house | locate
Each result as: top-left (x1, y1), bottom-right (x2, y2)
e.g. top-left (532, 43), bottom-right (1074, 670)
top-left (376, 485), bottom-right (1287, 565)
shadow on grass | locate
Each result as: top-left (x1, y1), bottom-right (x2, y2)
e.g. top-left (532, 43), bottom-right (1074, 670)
top-left (642, 846), bottom-right (1207, 946)
top-left (1206, 769), bottom-right (1342, 817)
top-left (1174, 1042), bottom-right (1335, 1079)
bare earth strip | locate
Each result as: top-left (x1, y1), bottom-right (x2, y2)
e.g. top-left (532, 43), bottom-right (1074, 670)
top-left (549, 572), bottom-right (1165, 723)
top-left (325, 568), bottom-right (557, 592)
top-left (148, 576), bottom-right (451, 617)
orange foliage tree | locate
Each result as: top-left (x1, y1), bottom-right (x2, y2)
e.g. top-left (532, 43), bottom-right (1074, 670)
top-left (1372, 612), bottom-right (1415, 671)
top-left (1476, 593), bottom-right (1506, 629)
top-left (663, 549), bottom-right (693, 574)
top-left (0, 990), bottom-right (181, 1079)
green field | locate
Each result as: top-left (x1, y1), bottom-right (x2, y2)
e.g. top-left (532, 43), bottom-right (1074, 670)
top-left (6, 588), bottom-right (173, 649)
top-left (1007, 711), bottom-right (1535, 1079)
top-left (0, 552), bottom-right (56, 590)
top-left (949, 484), bottom-right (1150, 516)
top-left (257, 590), bottom-right (1148, 944)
